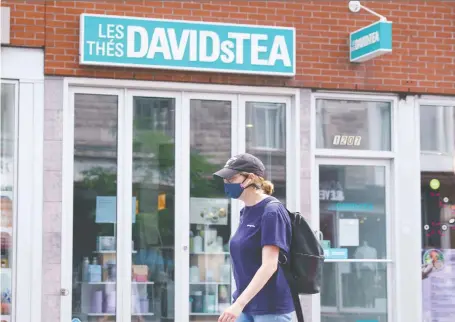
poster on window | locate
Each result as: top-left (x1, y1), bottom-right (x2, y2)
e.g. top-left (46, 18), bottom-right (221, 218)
top-left (422, 248), bottom-right (455, 322)
top-left (190, 197), bottom-right (229, 225)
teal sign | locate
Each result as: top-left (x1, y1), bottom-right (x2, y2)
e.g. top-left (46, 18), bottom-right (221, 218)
top-left (328, 203), bottom-right (374, 212)
top-left (350, 21), bottom-right (392, 63)
top-left (321, 240), bottom-right (331, 250)
top-left (79, 14), bottom-right (295, 76)
top-left (324, 248), bottom-right (348, 260)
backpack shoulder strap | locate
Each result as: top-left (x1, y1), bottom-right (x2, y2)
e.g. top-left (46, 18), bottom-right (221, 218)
top-left (264, 200), bottom-right (305, 321)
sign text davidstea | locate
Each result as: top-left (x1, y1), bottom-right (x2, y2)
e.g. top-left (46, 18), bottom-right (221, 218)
top-left (79, 14), bottom-right (295, 76)
top-left (350, 21), bottom-right (392, 63)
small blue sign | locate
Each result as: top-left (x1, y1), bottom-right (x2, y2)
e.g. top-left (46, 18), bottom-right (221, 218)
top-left (95, 196), bottom-right (136, 224)
top-left (328, 202), bottom-right (374, 212)
top-left (324, 248), bottom-right (348, 260)
top-left (350, 21), bottom-right (392, 63)
top-left (80, 14), bottom-right (295, 76)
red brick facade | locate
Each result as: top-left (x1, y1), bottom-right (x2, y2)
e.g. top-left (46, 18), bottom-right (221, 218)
top-left (2, 0), bottom-right (455, 94)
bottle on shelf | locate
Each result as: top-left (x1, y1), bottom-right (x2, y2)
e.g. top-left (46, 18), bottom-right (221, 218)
top-left (205, 291), bottom-right (216, 313)
top-left (82, 257), bottom-right (89, 282)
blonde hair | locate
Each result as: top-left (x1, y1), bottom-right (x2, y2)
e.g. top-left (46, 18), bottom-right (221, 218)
top-left (240, 172), bottom-right (274, 195)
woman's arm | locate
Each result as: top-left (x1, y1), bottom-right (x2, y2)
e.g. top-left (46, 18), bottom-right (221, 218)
top-left (234, 245), bottom-right (279, 308)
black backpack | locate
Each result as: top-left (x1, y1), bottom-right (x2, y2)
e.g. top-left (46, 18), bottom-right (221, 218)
top-left (266, 200), bottom-right (325, 322)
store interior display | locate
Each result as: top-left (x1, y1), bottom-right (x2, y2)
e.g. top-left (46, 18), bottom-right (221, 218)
top-left (1, 84), bottom-right (15, 322)
top-left (319, 165), bottom-right (388, 321)
top-left (189, 198), bottom-right (232, 321)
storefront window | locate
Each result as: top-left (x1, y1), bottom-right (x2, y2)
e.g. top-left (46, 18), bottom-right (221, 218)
top-left (1, 83), bottom-right (16, 321)
top-left (189, 99), bottom-right (233, 319)
top-left (316, 99), bottom-right (391, 151)
top-left (420, 102), bottom-right (455, 321)
top-left (131, 96), bottom-right (176, 321)
top-left (246, 102), bottom-right (286, 204)
top-left (319, 164), bottom-right (388, 322)
top-left (420, 105), bottom-right (452, 153)
top-left (72, 94), bottom-right (119, 322)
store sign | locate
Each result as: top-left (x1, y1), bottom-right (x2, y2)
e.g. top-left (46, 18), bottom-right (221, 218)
top-left (79, 14), bottom-right (295, 76)
top-left (350, 21), bottom-right (392, 63)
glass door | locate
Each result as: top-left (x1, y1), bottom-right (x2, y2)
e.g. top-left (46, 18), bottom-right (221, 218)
top-left (315, 158), bottom-right (392, 322)
top-left (126, 90), bottom-right (181, 322)
top-left (184, 93), bottom-right (239, 321)
top-left (64, 89), bottom-right (184, 322)
top-left (67, 89), bottom-right (123, 322)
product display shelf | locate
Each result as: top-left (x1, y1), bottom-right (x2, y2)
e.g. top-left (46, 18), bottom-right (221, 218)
top-left (78, 249), bottom-right (155, 318)
top-left (85, 313), bottom-right (155, 317)
top-left (93, 250), bottom-right (137, 254)
top-left (190, 252), bottom-right (229, 256)
top-left (189, 282), bottom-right (231, 316)
top-left (0, 315), bottom-right (11, 322)
top-left (80, 282), bottom-right (156, 316)
top-left (78, 281), bottom-right (155, 285)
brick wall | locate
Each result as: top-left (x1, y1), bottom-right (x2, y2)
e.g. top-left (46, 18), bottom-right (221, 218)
top-left (2, 0), bottom-right (455, 94)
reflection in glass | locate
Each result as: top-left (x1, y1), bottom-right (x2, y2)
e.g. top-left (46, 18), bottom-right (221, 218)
top-left (316, 99), bottom-right (391, 151)
top-left (319, 165), bottom-right (387, 259)
top-left (321, 263), bottom-right (388, 322)
top-left (319, 165), bottom-right (388, 321)
top-left (246, 102), bottom-right (286, 204)
top-left (0, 83), bottom-right (16, 320)
top-left (189, 100), bottom-right (232, 321)
top-left (419, 105), bottom-right (451, 153)
top-left (132, 96), bottom-right (175, 321)
top-left (72, 94), bottom-right (118, 322)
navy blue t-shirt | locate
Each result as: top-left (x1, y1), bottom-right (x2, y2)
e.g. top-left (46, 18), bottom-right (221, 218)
top-left (229, 197), bottom-right (294, 315)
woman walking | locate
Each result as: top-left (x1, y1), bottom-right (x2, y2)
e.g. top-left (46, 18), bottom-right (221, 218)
top-left (214, 153), bottom-right (295, 322)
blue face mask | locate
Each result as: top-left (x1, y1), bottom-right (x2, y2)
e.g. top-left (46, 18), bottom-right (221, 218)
top-left (224, 183), bottom-right (245, 199)
top-left (224, 179), bottom-right (247, 199)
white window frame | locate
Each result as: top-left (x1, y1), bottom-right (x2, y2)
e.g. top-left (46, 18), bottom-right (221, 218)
top-left (61, 77), bottom-right (300, 322)
top-left (315, 158), bottom-right (392, 317)
top-left (312, 92), bottom-right (397, 159)
top-left (417, 98), bottom-right (455, 172)
top-left (1, 46), bottom-right (44, 322)
top-left (245, 101), bottom-right (286, 151)
top-left (239, 95), bottom-right (294, 207)
top-left (310, 92), bottom-right (401, 322)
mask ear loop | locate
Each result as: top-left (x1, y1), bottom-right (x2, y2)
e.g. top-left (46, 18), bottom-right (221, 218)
top-left (241, 174), bottom-right (261, 190)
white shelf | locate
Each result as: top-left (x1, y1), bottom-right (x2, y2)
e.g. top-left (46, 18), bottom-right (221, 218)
top-left (78, 281), bottom-right (154, 285)
top-left (190, 252), bottom-right (229, 255)
top-left (0, 315), bottom-right (11, 322)
top-left (0, 227), bottom-right (12, 235)
top-left (190, 282), bottom-right (230, 285)
top-left (93, 250), bottom-right (137, 254)
top-left (87, 312), bottom-right (154, 316)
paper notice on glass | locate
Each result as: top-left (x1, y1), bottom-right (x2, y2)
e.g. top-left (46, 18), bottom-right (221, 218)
top-left (338, 218), bottom-right (359, 247)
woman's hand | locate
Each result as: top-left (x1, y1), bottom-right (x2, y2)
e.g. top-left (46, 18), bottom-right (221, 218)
top-left (218, 302), bottom-right (244, 322)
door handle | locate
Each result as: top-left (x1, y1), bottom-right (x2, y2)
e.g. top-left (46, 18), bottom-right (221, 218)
top-left (60, 288), bottom-right (69, 296)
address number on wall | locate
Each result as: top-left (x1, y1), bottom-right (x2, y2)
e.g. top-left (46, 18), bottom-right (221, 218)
top-left (332, 135), bottom-right (362, 146)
